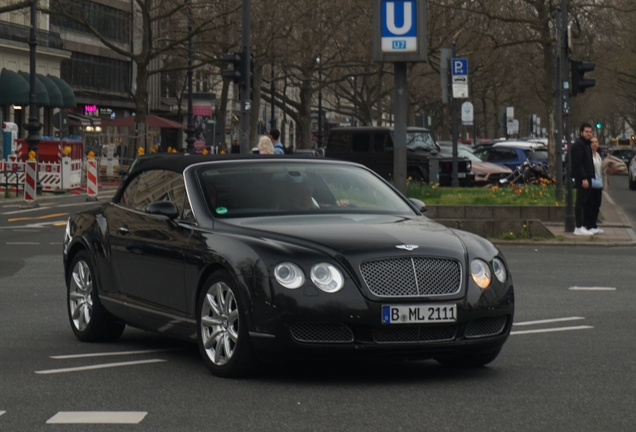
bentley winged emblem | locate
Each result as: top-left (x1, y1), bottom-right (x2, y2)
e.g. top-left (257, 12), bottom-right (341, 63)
top-left (396, 244), bottom-right (419, 251)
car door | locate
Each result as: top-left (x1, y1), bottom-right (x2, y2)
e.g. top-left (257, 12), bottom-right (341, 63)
top-left (372, 132), bottom-right (393, 178)
top-left (107, 169), bottom-right (189, 313)
top-left (489, 148), bottom-right (521, 170)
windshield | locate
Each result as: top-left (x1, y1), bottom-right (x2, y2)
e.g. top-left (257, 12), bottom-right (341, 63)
top-left (195, 162), bottom-right (415, 218)
top-left (458, 149), bottom-right (481, 162)
top-left (525, 149), bottom-right (548, 161)
top-left (401, 131), bottom-right (438, 152)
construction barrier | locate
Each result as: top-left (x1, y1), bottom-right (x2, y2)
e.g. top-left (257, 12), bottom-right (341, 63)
top-left (24, 161), bottom-right (36, 202)
top-left (86, 159), bottom-right (98, 198)
top-left (0, 157), bottom-right (82, 193)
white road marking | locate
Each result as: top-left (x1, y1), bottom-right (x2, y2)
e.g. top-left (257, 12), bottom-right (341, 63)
top-left (511, 325), bottom-right (593, 335)
top-left (0, 221), bottom-right (66, 230)
top-left (1, 207), bottom-right (47, 215)
top-left (35, 359), bottom-right (166, 374)
top-left (514, 316), bottom-right (585, 326)
top-left (1, 204), bottom-right (21, 208)
top-left (51, 349), bottom-right (178, 359)
top-left (0, 410), bottom-right (5, 417)
top-left (46, 411), bottom-right (147, 424)
top-left (6, 242), bottom-right (39, 245)
top-left (11, 229), bottom-right (40, 232)
top-left (569, 286), bottom-right (616, 291)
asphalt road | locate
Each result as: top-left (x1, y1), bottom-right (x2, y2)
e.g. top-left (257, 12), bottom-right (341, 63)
top-left (1, 191), bottom-right (635, 431)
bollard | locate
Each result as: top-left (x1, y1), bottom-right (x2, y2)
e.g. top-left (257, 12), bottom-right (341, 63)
top-left (24, 161), bottom-right (36, 203)
top-left (86, 158), bottom-right (98, 201)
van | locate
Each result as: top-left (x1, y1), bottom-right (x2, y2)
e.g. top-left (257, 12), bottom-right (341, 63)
top-left (326, 126), bottom-right (474, 186)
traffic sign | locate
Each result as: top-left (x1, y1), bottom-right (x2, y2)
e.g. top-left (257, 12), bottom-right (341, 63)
top-left (452, 58), bottom-right (468, 76)
top-left (380, 0), bottom-right (417, 53)
top-left (461, 102), bottom-right (474, 125)
top-left (451, 57), bottom-right (469, 98)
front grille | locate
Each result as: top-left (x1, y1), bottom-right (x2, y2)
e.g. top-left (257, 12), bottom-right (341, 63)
top-left (360, 257), bottom-right (462, 297)
top-left (289, 323), bottom-right (354, 343)
top-left (465, 316), bottom-right (508, 338)
top-left (373, 324), bottom-right (458, 343)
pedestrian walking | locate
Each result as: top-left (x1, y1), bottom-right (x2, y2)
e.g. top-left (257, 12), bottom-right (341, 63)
top-left (571, 122), bottom-right (595, 236)
top-left (268, 128), bottom-right (285, 155)
top-left (257, 135), bottom-right (275, 155)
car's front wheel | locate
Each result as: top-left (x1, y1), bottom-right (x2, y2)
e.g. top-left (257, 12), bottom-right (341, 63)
top-left (197, 271), bottom-right (257, 378)
top-left (436, 348), bottom-right (501, 368)
top-left (629, 171), bottom-right (636, 190)
top-left (67, 250), bottom-right (125, 342)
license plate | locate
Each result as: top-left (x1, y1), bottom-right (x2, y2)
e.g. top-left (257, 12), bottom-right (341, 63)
top-left (382, 304), bottom-right (457, 324)
top-left (458, 172), bottom-right (466, 178)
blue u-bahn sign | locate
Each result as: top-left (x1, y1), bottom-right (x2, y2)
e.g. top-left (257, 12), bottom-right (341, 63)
top-left (381, 1), bottom-right (417, 52)
top-left (373, 0), bottom-right (427, 62)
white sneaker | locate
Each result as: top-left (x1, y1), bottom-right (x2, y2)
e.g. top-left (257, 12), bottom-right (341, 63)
top-left (589, 228), bottom-right (603, 234)
top-left (573, 227), bottom-right (594, 236)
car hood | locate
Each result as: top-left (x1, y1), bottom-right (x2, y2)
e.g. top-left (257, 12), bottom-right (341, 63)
top-left (232, 214), bottom-right (467, 259)
top-left (471, 161), bottom-right (512, 174)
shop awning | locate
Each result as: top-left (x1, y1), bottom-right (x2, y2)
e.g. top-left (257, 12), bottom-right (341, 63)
top-left (0, 68), bottom-right (29, 106)
top-left (18, 71), bottom-right (49, 107)
top-left (47, 75), bottom-right (76, 108)
top-left (37, 74), bottom-right (64, 108)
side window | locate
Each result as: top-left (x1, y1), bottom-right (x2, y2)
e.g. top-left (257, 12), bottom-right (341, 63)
top-left (373, 133), bottom-right (387, 152)
top-left (326, 133), bottom-right (350, 152)
top-left (351, 133), bottom-right (370, 152)
top-left (119, 175), bottom-right (141, 207)
top-left (131, 170), bottom-right (186, 213)
top-left (491, 149), bottom-right (516, 161)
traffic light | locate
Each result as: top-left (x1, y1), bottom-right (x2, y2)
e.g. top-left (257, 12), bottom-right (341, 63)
top-left (596, 122), bottom-right (602, 129)
top-left (221, 52), bottom-right (243, 84)
top-left (570, 60), bottom-right (595, 96)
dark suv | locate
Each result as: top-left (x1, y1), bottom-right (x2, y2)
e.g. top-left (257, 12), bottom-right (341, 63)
top-left (326, 127), bottom-right (474, 186)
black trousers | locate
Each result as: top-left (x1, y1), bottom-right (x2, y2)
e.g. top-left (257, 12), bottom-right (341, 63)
top-left (575, 186), bottom-right (592, 228)
top-left (586, 188), bottom-right (603, 229)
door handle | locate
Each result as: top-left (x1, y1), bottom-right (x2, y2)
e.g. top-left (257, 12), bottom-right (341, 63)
top-left (117, 226), bottom-right (130, 235)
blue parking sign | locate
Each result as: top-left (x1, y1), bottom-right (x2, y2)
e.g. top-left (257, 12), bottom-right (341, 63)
top-left (381, 1), bottom-right (417, 53)
top-left (452, 58), bottom-right (468, 76)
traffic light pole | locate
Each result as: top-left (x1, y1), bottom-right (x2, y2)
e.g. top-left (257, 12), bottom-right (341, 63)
top-left (561, 0), bottom-right (575, 233)
top-left (554, 8), bottom-right (564, 202)
top-left (239, 0), bottom-right (252, 154)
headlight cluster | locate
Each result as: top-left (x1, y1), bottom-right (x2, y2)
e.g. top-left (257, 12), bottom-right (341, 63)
top-left (274, 262), bottom-right (344, 293)
top-left (470, 257), bottom-right (507, 289)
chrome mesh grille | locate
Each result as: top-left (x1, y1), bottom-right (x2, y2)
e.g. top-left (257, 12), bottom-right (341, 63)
top-left (373, 324), bottom-right (458, 343)
top-left (360, 257), bottom-right (462, 297)
top-left (465, 317), bottom-right (508, 339)
top-left (289, 323), bottom-right (354, 343)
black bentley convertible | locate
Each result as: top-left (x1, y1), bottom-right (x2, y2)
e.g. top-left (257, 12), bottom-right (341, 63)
top-left (63, 154), bottom-right (514, 377)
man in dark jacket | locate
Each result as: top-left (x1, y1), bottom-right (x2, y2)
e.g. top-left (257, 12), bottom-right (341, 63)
top-left (570, 122), bottom-right (595, 235)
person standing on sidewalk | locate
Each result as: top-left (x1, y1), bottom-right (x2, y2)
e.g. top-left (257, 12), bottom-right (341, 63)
top-left (586, 136), bottom-right (604, 234)
top-left (268, 129), bottom-right (285, 155)
top-left (571, 122), bottom-right (595, 236)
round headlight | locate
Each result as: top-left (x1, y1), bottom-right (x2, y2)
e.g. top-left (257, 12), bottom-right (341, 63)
top-left (274, 262), bottom-right (305, 289)
top-left (471, 259), bottom-right (492, 289)
top-left (310, 263), bottom-right (344, 293)
top-left (492, 258), bottom-right (507, 283)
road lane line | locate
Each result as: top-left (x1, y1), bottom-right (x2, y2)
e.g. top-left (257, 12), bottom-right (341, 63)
top-left (6, 242), bottom-right (40, 245)
top-left (510, 325), bottom-right (593, 335)
top-left (8, 212), bottom-right (68, 222)
top-left (35, 359), bottom-right (166, 374)
top-left (514, 317), bottom-right (585, 326)
top-left (569, 286), bottom-right (616, 291)
top-left (51, 349), bottom-right (179, 359)
top-left (46, 411), bottom-right (147, 424)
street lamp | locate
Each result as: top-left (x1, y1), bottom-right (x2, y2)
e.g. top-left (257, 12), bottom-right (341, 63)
top-left (316, 56), bottom-right (323, 148)
top-left (184, 0), bottom-right (196, 154)
top-left (25, 0), bottom-right (41, 196)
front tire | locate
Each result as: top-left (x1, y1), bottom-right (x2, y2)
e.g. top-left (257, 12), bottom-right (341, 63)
top-left (629, 172), bottom-right (636, 190)
top-left (197, 271), bottom-right (257, 378)
top-left (67, 250), bottom-right (125, 342)
top-left (436, 348), bottom-right (501, 368)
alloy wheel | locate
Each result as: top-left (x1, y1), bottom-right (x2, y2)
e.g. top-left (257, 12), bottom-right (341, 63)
top-left (200, 282), bottom-right (239, 366)
top-left (69, 260), bottom-right (93, 331)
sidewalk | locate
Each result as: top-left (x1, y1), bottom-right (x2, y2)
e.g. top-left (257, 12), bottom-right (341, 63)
top-left (517, 191), bottom-right (636, 246)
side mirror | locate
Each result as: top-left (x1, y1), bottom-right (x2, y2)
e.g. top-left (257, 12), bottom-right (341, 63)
top-left (408, 198), bottom-right (427, 213)
top-left (145, 201), bottom-right (179, 219)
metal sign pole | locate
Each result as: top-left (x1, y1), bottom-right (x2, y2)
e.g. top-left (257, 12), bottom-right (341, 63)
top-left (394, 62), bottom-right (407, 194)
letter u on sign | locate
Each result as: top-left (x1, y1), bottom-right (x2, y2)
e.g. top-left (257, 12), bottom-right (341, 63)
top-left (381, 1), bottom-right (417, 53)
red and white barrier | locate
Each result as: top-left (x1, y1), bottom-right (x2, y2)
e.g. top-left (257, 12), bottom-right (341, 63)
top-left (86, 159), bottom-right (98, 198)
top-left (23, 161), bottom-right (37, 202)
top-left (1, 157), bottom-right (82, 192)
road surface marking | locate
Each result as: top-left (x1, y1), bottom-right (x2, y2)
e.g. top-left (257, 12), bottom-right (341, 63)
top-left (35, 359), bottom-right (166, 374)
top-left (46, 411), bottom-right (147, 424)
top-left (6, 242), bottom-right (39, 245)
top-left (569, 286), bottom-right (616, 291)
top-left (8, 212), bottom-right (68, 222)
top-left (0, 222), bottom-right (65, 230)
top-left (51, 349), bottom-right (179, 359)
top-left (52, 221), bottom-right (67, 226)
top-left (511, 325), bottom-right (593, 335)
top-left (0, 410), bottom-right (5, 417)
top-left (514, 317), bottom-right (585, 326)
top-left (2, 207), bottom-right (51, 215)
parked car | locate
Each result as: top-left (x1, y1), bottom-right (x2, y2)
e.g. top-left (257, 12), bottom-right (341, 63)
top-left (607, 147), bottom-right (635, 168)
top-left (63, 155), bottom-right (514, 377)
top-left (473, 144), bottom-right (549, 172)
top-left (438, 143), bottom-right (512, 186)
top-left (326, 127), bottom-right (474, 186)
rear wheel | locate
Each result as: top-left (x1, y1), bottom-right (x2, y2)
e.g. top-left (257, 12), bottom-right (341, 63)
top-left (197, 271), bottom-right (258, 378)
top-left (67, 250), bottom-right (125, 342)
top-left (436, 348), bottom-right (501, 368)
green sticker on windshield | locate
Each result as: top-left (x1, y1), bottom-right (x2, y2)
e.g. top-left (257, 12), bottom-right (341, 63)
top-left (216, 207), bottom-right (228, 215)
